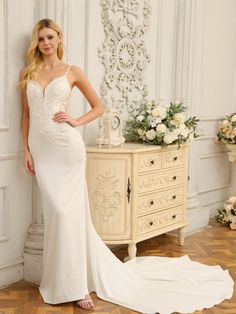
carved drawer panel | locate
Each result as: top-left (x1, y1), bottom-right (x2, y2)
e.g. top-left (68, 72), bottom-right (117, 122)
top-left (137, 187), bottom-right (184, 216)
top-left (138, 168), bottom-right (184, 194)
top-left (138, 152), bottom-right (162, 173)
top-left (162, 149), bottom-right (184, 169)
top-left (137, 206), bottom-right (184, 235)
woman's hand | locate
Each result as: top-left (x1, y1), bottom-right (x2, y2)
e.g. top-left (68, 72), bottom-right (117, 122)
top-left (23, 150), bottom-right (35, 176)
top-left (52, 111), bottom-right (79, 127)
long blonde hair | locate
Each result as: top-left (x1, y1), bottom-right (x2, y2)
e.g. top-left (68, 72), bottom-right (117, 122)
top-left (19, 18), bottom-right (65, 91)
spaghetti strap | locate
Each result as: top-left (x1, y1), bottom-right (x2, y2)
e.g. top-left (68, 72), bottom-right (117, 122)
top-left (65, 65), bottom-right (71, 75)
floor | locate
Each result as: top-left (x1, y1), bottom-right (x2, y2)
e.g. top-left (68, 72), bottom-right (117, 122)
top-left (0, 219), bottom-right (235, 314)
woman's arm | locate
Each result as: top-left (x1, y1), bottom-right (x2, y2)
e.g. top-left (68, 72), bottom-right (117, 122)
top-left (53, 66), bottom-right (105, 127)
top-left (19, 69), bottom-right (35, 176)
top-left (19, 69), bottom-right (30, 152)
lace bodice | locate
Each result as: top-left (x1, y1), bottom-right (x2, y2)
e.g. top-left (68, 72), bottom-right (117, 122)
top-left (26, 65), bottom-right (83, 153)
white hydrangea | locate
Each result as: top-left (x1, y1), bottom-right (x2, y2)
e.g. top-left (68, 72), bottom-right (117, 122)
top-left (146, 129), bottom-right (156, 140)
top-left (156, 123), bottom-right (167, 134)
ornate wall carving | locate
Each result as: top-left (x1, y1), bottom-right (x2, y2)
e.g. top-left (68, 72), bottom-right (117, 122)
top-left (98, 0), bottom-right (151, 114)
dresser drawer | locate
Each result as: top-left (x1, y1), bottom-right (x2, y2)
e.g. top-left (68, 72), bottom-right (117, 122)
top-left (137, 206), bottom-right (184, 235)
top-left (162, 148), bottom-right (184, 169)
top-left (137, 186), bottom-right (184, 216)
top-left (138, 168), bottom-right (184, 194)
top-left (138, 152), bottom-right (162, 173)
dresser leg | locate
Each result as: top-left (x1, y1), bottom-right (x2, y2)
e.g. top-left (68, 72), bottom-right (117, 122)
top-left (128, 243), bottom-right (137, 259)
top-left (178, 226), bottom-right (185, 246)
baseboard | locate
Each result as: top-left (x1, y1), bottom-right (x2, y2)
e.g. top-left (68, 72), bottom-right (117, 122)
top-left (0, 257), bottom-right (24, 288)
top-left (23, 252), bottom-right (42, 285)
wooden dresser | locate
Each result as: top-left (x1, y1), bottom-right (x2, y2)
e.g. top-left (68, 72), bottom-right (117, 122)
top-left (86, 143), bottom-right (189, 259)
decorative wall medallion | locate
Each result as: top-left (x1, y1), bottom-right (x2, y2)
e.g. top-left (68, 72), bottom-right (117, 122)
top-left (98, 0), bottom-right (151, 114)
top-left (92, 172), bottom-right (122, 222)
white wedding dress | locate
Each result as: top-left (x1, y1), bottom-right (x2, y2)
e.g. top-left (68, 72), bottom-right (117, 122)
top-left (26, 64), bottom-right (234, 314)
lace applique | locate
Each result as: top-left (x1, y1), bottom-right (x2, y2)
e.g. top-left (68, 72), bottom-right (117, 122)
top-left (26, 76), bottom-right (82, 152)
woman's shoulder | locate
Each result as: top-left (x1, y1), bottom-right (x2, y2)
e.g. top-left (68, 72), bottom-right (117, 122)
top-left (69, 65), bottom-right (87, 82)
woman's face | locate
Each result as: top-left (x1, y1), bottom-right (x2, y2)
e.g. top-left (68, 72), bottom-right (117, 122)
top-left (37, 27), bottom-right (61, 56)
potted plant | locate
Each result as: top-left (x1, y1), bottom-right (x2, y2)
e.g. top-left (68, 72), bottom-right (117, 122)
top-left (216, 112), bottom-right (236, 161)
top-left (215, 196), bottom-right (236, 230)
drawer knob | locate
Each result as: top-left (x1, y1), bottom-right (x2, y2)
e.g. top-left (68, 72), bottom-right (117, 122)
top-left (172, 214), bottom-right (176, 219)
top-left (172, 195), bottom-right (176, 199)
top-left (149, 221), bottom-right (153, 226)
top-left (150, 200), bottom-right (154, 205)
top-left (173, 176), bottom-right (177, 180)
top-left (150, 160), bottom-right (155, 165)
top-left (173, 156), bottom-right (178, 161)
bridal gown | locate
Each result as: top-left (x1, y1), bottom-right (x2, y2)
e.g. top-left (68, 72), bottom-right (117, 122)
top-left (26, 64), bottom-right (234, 314)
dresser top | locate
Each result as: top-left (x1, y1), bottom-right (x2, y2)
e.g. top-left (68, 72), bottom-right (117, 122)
top-left (86, 142), bottom-right (188, 153)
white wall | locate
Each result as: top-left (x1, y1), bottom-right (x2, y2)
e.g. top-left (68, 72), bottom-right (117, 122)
top-left (0, 0), bottom-right (34, 286)
top-left (1, 0), bottom-right (235, 286)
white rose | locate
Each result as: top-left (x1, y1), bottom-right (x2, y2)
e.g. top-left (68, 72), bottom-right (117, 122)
top-left (151, 121), bottom-right (157, 128)
top-left (174, 99), bottom-right (180, 105)
top-left (163, 134), bottom-right (174, 144)
top-left (146, 129), bottom-right (156, 140)
top-left (151, 106), bottom-right (167, 119)
top-left (136, 115), bottom-right (144, 122)
top-left (174, 113), bottom-right (186, 124)
top-left (156, 123), bottom-right (167, 134)
top-left (224, 204), bottom-right (233, 212)
top-left (221, 119), bottom-right (229, 127)
top-left (228, 196), bottom-right (236, 204)
top-left (230, 221), bottom-right (236, 230)
top-left (231, 114), bottom-right (236, 122)
top-left (163, 130), bottom-right (178, 144)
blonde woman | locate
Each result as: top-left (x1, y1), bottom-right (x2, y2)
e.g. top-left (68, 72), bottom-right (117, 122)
top-left (19, 18), bottom-right (233, 313)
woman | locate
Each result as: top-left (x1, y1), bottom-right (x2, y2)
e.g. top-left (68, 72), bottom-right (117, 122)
top-left (19, 18), bottom-right (233, 313)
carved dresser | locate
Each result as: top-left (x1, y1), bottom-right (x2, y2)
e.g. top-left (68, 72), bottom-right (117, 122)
top-left (86, 143), bottom-right (189, 259)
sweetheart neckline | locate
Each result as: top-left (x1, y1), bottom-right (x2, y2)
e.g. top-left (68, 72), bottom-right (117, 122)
top-left (28, 75), bottom-right (72, 99)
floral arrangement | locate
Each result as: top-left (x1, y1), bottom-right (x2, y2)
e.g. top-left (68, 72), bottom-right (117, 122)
top-left (215, 196), bottom-right (236, 230)
top-left (124, 98), bottom-right (199, 146)
top-left (216, 112), bottom-right (236, 144)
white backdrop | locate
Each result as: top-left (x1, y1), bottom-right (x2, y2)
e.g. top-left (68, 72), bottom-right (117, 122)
top-left (0, 0), bottom-right (235, 287)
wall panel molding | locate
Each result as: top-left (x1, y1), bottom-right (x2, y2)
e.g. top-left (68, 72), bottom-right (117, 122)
top-left (0, 0), bottom-right (9, 132)
top-left (0, 184), bottom-right (8, 243)
top-left (197, 153), bottom-right (231, 194)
